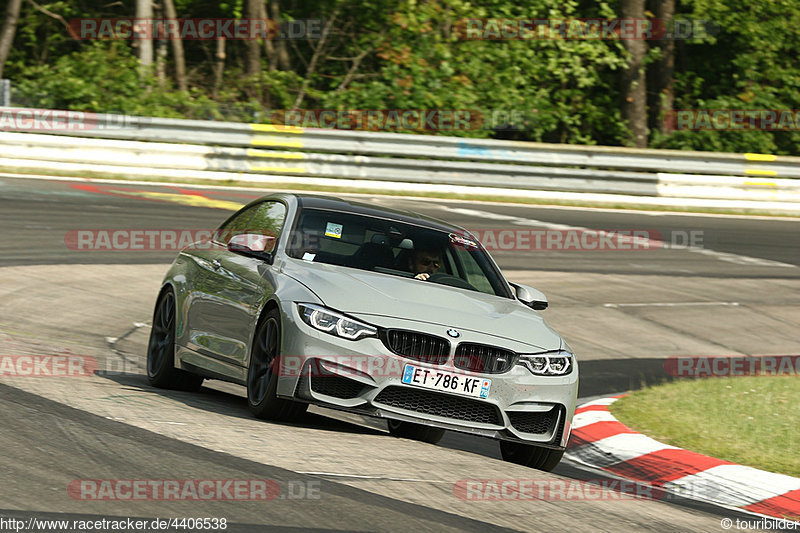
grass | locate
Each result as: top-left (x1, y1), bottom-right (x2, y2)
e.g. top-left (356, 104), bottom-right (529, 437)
top-left (610, 375), bottom-right (800, 477)
top-left (1, 165), bottom-right (797, 217)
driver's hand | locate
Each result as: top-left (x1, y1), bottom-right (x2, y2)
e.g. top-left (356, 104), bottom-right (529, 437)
top-left (414, 273), bottom-right (431, 281)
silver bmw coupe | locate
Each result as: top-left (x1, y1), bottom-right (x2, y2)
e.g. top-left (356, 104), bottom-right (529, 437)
top-left (147, 193), bottom-right (578, 470)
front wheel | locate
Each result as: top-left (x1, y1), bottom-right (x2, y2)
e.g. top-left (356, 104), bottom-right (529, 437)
top-left (499, 440), bottom-right (565, 471)
top-left (247, 309), bottom-right (308, 421)
top-left (387, 420), bottom-right (445, 444)
top-left (146, 289), bottom-right (204, 392)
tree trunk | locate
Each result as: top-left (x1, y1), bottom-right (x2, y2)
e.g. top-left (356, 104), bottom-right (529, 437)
top-left (270, 0), bottom-right (291, 71)
top-left (154, 0), bottom-right (167, 87)
top-left (246, 0), bottom-right (262, 77)
top-left (0, 0), bottom-right (24, 80)
top-left (163, 0), bottom-right (187, 91)
top-left (213, 37), bottom-right (226, 98)
top-left (135, 0), bottom-right (153, 69)
top-left (259, 0), bottom-right (277, 71)
top-left (292, 7), bottom-right (337, 109)
top-left (620, 0), bottom-right (648, 147)
top-left (156, 30), bottom-right (168, 87)
top-left (651, 0), bottom-right (675, 135)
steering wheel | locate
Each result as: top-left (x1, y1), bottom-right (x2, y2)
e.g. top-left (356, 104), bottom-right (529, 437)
top-left (427, 273), bottom-right (477, 291)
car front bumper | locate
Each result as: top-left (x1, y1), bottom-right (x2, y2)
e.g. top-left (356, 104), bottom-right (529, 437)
top-left (277, 301), bottom-right (578, 448)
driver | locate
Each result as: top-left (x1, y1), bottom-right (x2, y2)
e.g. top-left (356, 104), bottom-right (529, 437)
top-left (408, 246), bottom-right (442, 281)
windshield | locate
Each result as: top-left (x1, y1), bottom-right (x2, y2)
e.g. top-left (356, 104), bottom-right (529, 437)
top-left (286, 208), bottom-right (511, 298)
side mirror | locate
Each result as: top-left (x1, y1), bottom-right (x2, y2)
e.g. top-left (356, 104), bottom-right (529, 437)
top-left (228, 233), bottom-right (277, 257)
top-left (509, 282), bottom-right (548, 310)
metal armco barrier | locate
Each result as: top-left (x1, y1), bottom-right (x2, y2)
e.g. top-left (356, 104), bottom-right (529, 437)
top-left (0, 108), bottom-right (798, 213)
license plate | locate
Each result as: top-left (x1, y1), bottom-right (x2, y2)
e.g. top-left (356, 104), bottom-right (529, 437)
top-left (401, 364), bottom-right (491, 399)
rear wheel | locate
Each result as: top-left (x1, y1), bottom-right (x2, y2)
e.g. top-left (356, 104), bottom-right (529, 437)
top-left (247, 309), bottom-right (308, 421)
top-left (146, 289), bottom-right (204, 392)
top-left (387, 420), bottom-right (445, 444)
top-left (499, 441), bottom-right (564, 471)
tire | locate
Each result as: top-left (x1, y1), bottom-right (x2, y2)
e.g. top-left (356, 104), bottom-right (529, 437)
top-left (146, 289), bottom-right (204, 392)
top-left (499, 440), bottom-right (565, 471)
top-left (387, 420), bottom-right (445, 444)
top-left (246, 308), bottom-right (308, 421)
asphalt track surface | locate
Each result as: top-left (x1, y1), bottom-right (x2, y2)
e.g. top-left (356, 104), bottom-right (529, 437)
top-left (1, 175), bottom-right (798, 532)
top-left (2, 176), bottom-right (799, 271)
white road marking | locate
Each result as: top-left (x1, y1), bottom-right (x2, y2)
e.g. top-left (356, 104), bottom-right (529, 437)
top-left (578, 397), bottom-right (621, 408)
top-left (297, 472), bottom-right (449, 483)
top-left (445, 207), bottom-right (798, 268)
top-left (689, 247), bottom-right (795, 267)
top-left (572, 410), bottom-right (618, 429)
top-left (603, 302), bottom-right (740, 308)
top-left (570, 433), bottom-right (679, 468)
top-left (662, 464), bottom-right (800, 508)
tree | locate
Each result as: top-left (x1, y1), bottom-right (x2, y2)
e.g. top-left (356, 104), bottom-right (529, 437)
top-left (135, 0), bottom-right (153, 70)
top-left (163, 0), bottom-right (188, 91)
top-left (5, 0), bottom-right (799, 153)
top-left (270, 0), bottom-right (290, 71)
top-left (0, 0), bottom-right (23, 79)
top-left (246, 0), bottom-right (261, 77)
top-left (620, 0), bottom-right (648, 147)
top-left (649, 0), bottom-right (675, 135)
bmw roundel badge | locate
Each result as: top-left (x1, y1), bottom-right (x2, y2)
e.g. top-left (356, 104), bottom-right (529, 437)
top-left (446, 328), bottom-right (461, 338)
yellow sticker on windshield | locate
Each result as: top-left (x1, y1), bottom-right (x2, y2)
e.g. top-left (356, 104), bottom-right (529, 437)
top-left (325, 222), bottom-right (343, 239)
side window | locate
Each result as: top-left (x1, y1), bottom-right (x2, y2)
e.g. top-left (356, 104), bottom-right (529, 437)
top-left (454, 247), bottom-right (494, 294)
top-left (442, 248), bottom-right (458, 277)
top-left (216, 201), bottom-right (287, 244)
top-left (247, 201), bottom-right (287, 238)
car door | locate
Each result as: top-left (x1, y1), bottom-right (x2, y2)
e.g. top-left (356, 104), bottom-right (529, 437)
top-left (186, 200), bottom-right (288, 369)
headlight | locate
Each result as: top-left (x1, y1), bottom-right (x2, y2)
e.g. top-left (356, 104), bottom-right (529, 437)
top-left (297, 303), bottom-right (377, 341)
top-left (518, 350), bottom-right (573, 376)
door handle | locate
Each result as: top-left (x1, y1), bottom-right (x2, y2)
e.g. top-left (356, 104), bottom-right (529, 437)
top-left (211, 259), bottom-right (221, 271)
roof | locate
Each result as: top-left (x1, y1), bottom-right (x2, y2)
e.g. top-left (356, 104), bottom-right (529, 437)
top-left (293, 194), bottom-right (465, 233)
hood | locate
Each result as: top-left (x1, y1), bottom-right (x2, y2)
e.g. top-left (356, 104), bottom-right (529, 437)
top-left (280, 259), bottom-right (561, 351)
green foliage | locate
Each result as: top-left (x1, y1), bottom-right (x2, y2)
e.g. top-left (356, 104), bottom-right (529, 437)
top-left (314, 0), bottom-right (629, 143)
top-left (652, 0), bottom-right (800, 154)
top-left (3, 0), bottom-right (800, 153)
top-left (13, 42), bottom-right (216, 118)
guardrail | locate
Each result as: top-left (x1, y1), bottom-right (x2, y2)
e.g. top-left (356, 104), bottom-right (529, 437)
top-left (1, 108), bottom-right (799, 213)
